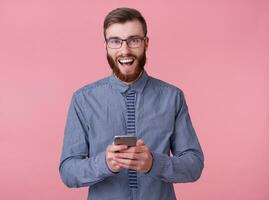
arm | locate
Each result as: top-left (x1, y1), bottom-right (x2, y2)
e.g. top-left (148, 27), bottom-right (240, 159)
top-left (59, 93), bottom-right (115, 188)
top-left (146, 90), bottom-right (204, 183)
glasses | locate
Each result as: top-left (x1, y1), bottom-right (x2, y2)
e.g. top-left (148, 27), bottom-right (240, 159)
top-left (106, 36), bottom-right (146, 49)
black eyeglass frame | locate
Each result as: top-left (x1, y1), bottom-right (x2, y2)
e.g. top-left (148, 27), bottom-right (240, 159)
top-left (105, 36), bottom-right (147, 49)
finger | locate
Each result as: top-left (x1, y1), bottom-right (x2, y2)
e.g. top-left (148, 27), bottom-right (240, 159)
top-left (117, 163), bottom-right (138, 171)
top-left (108, 160), bottom-right (122, 172)
top-left (114, 152), bottom-right (141, 160)
top-left (107, 144), bottom-right (128, 152)
top-left (113, 157), bottom-right (139, 167)
top-left (121, 145), bottom-right (146, 153)
top-left (136, 139), bottom-right (144, 146)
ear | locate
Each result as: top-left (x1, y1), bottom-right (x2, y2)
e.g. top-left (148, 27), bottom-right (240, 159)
top-left (104, 41), bottom-right (107, 49)
top-left (145, 37), bottom-right (149, 50)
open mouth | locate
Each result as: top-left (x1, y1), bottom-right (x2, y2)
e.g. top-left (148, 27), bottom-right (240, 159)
top-left (118, 57), bottom-right (135, 66)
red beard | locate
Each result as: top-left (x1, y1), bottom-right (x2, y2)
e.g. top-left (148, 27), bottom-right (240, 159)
top-left (107, 50), bottom-right (146, 83)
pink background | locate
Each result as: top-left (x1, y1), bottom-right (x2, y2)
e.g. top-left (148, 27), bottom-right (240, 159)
top-left (0, 1), bottom-right (268, 199)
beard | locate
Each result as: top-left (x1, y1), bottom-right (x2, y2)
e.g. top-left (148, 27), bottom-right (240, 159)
top-left (107, 49), bottom-right (147, 83)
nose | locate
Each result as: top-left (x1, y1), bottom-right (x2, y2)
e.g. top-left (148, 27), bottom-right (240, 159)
top-left (120, 41), bottom-right (130, 54)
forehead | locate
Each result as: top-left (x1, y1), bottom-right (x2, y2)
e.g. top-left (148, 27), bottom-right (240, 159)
top-left (105, 20), bottom-right (144, 39)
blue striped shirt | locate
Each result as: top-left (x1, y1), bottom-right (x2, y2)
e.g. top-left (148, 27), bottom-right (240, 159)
top-left (59, 71), bottom-right (204, 200)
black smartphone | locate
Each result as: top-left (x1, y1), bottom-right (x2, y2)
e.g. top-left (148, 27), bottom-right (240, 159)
top-left (114, 135), bottom-right (137, 147)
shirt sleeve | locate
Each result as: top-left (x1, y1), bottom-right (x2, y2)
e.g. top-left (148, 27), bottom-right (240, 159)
top-left (59, 92), bottom-right (115, 188)
top-left (146, 90), bottom-right (204, 183)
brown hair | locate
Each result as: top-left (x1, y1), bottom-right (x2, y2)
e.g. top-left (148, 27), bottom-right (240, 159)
top-left (103, 7), bottom-right (147, 38)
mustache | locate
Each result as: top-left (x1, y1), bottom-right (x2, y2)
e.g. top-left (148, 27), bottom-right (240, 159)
top-left (116, 54), bottom-right (137, 59)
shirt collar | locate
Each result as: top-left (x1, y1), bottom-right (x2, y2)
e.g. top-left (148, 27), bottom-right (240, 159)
top-left (109, 70), bottom-right (149, 94)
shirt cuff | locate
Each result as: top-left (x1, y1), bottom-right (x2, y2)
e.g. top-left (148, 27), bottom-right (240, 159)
top-left (95, 151), bottom-right (118, 177)
top-left (144, 152), bottom-right (168, 178)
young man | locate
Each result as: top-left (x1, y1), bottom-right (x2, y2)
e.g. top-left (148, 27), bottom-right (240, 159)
top-left (59, 7), bottom-right (204, 200)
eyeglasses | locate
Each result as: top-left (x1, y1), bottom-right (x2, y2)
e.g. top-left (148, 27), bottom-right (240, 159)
top-left (106, 36), bottom-right (146, 49)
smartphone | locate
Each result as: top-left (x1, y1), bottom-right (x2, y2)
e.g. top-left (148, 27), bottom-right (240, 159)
top-left (114, 135), bottom-right (137, 147)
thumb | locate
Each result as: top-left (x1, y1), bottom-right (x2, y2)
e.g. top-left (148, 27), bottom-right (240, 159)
top-left (136, 139), bottom-right (144, 146)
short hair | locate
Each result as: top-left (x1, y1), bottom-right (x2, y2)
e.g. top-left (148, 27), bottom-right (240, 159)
top-left (103, 7), bottom-right (147, 38)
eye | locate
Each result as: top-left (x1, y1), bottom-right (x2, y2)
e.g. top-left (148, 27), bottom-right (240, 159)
top-left (109, 38), bottom-right (121, 44)
top-left (128, 38), bottom-right (140, 44)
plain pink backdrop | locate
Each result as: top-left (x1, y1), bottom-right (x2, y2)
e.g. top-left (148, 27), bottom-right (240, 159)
top-left (0, 1), bottom-right (268, 199)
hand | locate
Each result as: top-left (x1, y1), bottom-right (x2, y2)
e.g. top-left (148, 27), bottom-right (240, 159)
top-left (106, 143), bottom-right (128, 173)
top-left (113, 139), bottom-right (153, 173)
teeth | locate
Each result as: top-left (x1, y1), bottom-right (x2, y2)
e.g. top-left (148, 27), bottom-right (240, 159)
top-left (119, 58), bottom-right (134, 64)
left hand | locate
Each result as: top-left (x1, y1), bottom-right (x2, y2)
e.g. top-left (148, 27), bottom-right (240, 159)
top-left (113, 139), bottom-right (153, 173)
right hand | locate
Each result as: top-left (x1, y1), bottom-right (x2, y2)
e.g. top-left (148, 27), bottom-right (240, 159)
top-left (106, 143), bottom-right (128, 173)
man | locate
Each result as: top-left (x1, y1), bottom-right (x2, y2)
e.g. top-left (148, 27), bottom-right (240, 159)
top-left (59, 7), bottom-right (204, 200)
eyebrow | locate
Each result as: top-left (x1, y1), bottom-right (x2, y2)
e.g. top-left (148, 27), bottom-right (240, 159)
top-left (107, 35), bottom-right (143, 40)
